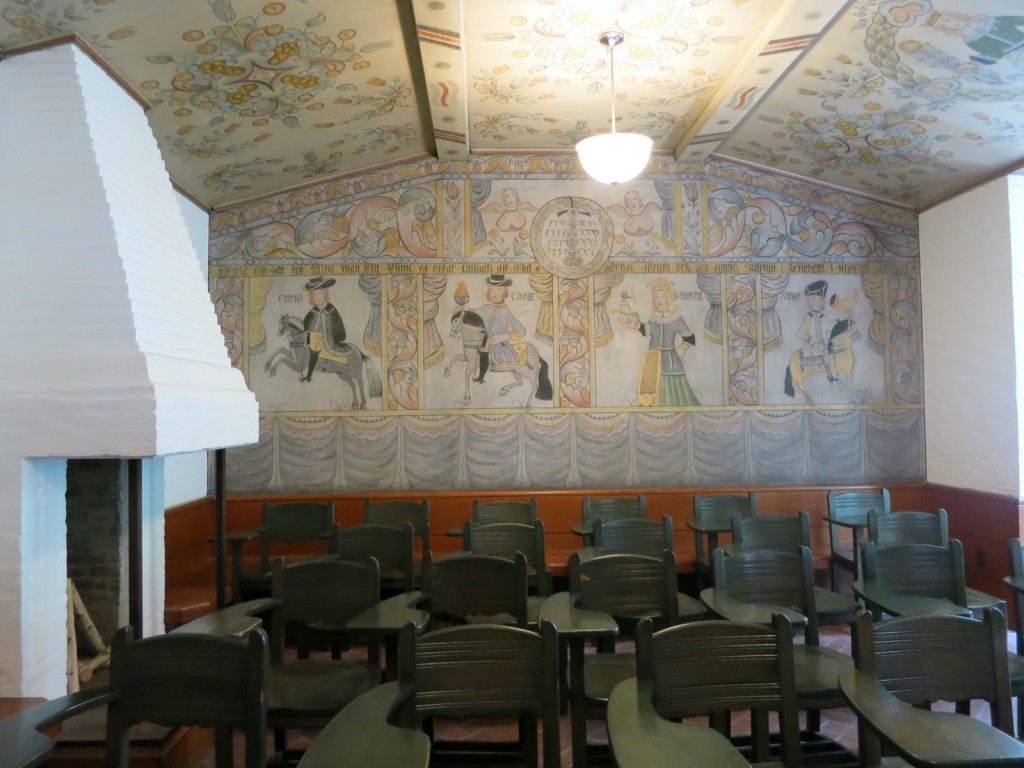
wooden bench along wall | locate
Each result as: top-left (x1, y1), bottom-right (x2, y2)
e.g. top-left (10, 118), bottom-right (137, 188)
top-left (164, 482), bottom-right (1023, 629)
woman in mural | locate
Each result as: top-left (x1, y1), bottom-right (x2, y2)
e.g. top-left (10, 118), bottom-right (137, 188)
top-left (301, 276), bottom-right (346, 382)
top-left (618, 277), bottom-right (699, 407)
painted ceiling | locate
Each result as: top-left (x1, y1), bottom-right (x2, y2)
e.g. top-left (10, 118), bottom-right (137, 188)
top-left (3, 0), bottom-right (1024, 211)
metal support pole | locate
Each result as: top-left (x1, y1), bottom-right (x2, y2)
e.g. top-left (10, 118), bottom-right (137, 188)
top-left (215, 448), bottom-right (227, 609)
top-left (127, 458), bottom-right (143, 636)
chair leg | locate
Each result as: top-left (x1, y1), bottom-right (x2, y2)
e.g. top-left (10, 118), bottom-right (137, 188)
top-left (805, 707), bottom-right (821, 734)
top-left (273, 727), bottom-right (287, 764)
top-left (214, 725), bottom-right (234, 768)
top-left (858, 717), bottom-right (882, 768)
top-left (521, 712), bottom-right (539, 766)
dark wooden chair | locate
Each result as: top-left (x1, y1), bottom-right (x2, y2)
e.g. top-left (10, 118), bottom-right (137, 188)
top-left (867, 509), bottom-right (1002, 620)
top-left (461, 520), bottom-right (552, 623)
top-left (701, 546), bottom-right (853, 736)
top-left (593, 515), bottom-right (673, 556)
top-left (393, 620), bottom-right (560, 768)
top-left (237, 500), bottom-right (335, 600)
top-left (292, 682), bottom-right (430, 768)
top-left (609, 613), bottom-right (802, 768)
top-left (364, 498), bottom-right (430, 589)
top-left (422, 551), bottom-right (530, 629)
top-left (841, 608), bottom-right (1024, 768)
top-left (7, 625), bottom-right (269, 768)
top-left (826, 488), bottom-right (890, 588)
top-left (332, 522), bottom-right (416, 593)
top-left (590, 516), bottom-right (706, 621)
top-left (729, 510), bottom-right (856, 626)
top-left (1002, 538), bottom-right (1024, 737)
top-left (265, 557), bottom-right (383, 765)
top-left (867, 508), bottom-right (947, 546)
top-left (855, 540), bottom-right (971, 620)
top-left (580, 494), bottom-right (647, 545)
top-left (565, 550), bottom-right (699, 768)
top-left (692, 491), bottom-right (758, 590)
top-left (472, 497), bottom-right (538, 525)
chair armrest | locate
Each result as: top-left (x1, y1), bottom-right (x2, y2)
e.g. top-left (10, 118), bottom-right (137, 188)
top-left (210, 528), bottom-right (265, 544)
top-left (296, 681), bottom-right (429, 768)
top-left (537, 592), bottom-right (618, 638)
top-left (1004, 575), bottom-right (1024, 594)
top-left (852, 582), bottom-right (972, 618)
top-left (3, 688), bottom-right (118, 768)
top-left (607, 679), bottom-right (748, 768)
top-left (170, 597), bottom-right (278, 637)
top-left (699, 588), bottom-right (808, 627)
top-left (347, 592), bottom-right (430, 634)
top-left (839, 669), bottom-right (1024, 767)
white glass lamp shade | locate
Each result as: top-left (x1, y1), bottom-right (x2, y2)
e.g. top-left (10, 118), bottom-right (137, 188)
top-left (575, 132), bottom-right (653, 184)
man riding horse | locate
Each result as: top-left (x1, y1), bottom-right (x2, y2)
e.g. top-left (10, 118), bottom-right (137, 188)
top-left (473, 274), bottom-right (528, 383)
top-left (300, 276), bottom-right (346, 383)
top-left (797, 280), bottom-right (838, 381)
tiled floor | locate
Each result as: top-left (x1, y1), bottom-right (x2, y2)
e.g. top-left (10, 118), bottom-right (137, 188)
top-left (197, 621), bottom-right (1016, 767)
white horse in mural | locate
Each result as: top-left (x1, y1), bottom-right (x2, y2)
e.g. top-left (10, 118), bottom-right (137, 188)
top-left (445, 309), bottom-right (552, 407)
top-left (265, 314), bottom-right (382, 410)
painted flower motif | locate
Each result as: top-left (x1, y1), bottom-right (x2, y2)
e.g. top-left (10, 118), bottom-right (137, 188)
top-left (148, 13), bottom-right (375, 127)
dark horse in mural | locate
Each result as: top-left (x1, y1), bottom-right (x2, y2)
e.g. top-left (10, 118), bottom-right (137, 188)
top-left (784, 319), bottom-right (859, 404)
top-left (266, 314), bottom-right (382, 410)
top-left (445, 309), bottom-right (553, 408)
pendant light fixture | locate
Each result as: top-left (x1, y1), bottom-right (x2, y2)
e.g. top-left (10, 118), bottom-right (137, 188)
top-left (575, 31), bottom-right (653, 184)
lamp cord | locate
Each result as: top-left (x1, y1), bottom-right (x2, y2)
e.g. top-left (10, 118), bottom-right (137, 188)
top-left (608, 41), bottom-right (617, 135)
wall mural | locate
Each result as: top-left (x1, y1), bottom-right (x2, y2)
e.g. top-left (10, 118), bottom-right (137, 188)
top-left (212, 156), bottom-right (922, 492)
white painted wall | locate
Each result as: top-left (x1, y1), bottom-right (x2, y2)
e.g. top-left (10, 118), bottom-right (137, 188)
top-left (1009, 175), bottom-right (1024, 495)
top-left (920, 177), bottom-right (1020, 497)
top-left (164, 192), bottom-right (214, 509)
top-left (0, 44), bottom-right (257, 696)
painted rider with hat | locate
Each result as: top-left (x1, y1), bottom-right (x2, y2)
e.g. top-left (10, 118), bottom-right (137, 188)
top-left (797, 279), bottom-right (838, 381)
top-left (301, 276), bottom-right (346, 382)
top-left (474, 274), bottom-right (527, 383)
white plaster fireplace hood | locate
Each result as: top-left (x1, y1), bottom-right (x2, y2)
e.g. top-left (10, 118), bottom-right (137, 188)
top-left (0, 41), bottom-right (259, 697)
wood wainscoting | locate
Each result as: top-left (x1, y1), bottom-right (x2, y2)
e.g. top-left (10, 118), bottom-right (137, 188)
top-left (166, 482), bottom-right (1024, 627)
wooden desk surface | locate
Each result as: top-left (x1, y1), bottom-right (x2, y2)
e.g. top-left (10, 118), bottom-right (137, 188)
top-left (840, 668), bottom-right (1024, 768)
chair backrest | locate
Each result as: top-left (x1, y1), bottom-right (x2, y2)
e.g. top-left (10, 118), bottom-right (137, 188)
top-left (364, 499), bottom-right (430, 554)
top-left (860, 540), bottom-right (967, 606)
top-left (462, 520), bottom-right (551, 596)
top-left (424, 552), bottom-right (530, 628)
top-left (259, 500), bottom-right (335, 569)
top-left (569, 551), bottom-right (679, 628)
top-left (581, 494), bottom-right (647, 528)
top-left (693, 492), bottom-right (757, 559)
top-left (731, 511), bottom-right (809, 553)
top-left (106, 625), bottom-right (269, 768)
top-left (593, 516), bottom-right (673, 557)
top-left (395, 620), bottom-right (560, 768)
top-left (331, 522), bottom-right (416, 593)
top-left (827, 489), bottom-right (891, 521)
top-left (826, 489), bottom-right (890, 546)
top-left (850, 608), bottom-right (1014, 734)
top-left (1008, 538), bottom-right (1024, 652)
top-left (472, 498), bottom-right (538, 525)
top-left (867, 508), bottom-right (948, 547)
top-left (269, 556), bottom-right (381, 662)
top-left (714, 546), bottom-right (821, 645)
top-left (635, 613), bottom-right (800, 766)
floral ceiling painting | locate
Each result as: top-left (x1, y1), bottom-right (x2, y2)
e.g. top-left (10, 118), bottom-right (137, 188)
top-left (2, 0), bottom-right (1024, 210)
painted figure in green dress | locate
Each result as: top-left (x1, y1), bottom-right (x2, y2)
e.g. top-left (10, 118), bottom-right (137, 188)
top-left (619, 277), bottom-right (700, 407)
